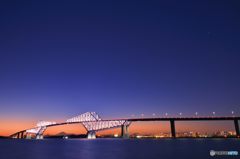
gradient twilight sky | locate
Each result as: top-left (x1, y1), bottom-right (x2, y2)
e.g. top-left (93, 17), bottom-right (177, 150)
top-left (0, 0), bottom-right (240, 135)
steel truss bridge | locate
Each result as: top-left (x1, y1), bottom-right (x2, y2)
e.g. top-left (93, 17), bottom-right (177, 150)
top-left (10, 112), bottom-right (240, 139)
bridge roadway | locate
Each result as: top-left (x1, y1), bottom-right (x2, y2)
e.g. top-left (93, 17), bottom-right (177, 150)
top-left (127, 116), bottom-right (240, 121)
top-left (10, 116), bottom-right (240, 139)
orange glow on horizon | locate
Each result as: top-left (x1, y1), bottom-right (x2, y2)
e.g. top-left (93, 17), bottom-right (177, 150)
top-left (0, 119), bottom-right (34, 136)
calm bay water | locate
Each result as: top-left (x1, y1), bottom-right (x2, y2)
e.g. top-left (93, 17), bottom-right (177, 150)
top-left (0, 138), bottom-right (239, 159)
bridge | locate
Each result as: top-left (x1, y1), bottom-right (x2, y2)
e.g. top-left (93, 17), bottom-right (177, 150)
top-left (10, 112), bottom-right (240, 139)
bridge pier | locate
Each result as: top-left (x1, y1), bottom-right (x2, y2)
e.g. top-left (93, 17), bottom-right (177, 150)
top-left (36, 135), bottom-right (44, 139)
top-left (87, 131), bottom-right (96, 139)
top-left (35, 126), bottom-right (47, 139)
top-left (170, 120), bottom-right (176, 138)
top-left (234, 119), bottom-right (239, 137)
top-left (121, 124), bottom-right (129, 138)
top-left (17, 133), bottom-right (19, 139)
top-left (26, 133), bottom-right (32, 139)
top-left (20, 132), bottom-right (24, 139)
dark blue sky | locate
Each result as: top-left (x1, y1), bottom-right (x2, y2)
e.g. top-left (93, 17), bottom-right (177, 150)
top-left (0, 0), bottom-right (240, 120)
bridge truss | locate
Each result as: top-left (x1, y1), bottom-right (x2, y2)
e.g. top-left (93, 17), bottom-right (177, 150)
top-left (11, 112), bottom-right (130, 139)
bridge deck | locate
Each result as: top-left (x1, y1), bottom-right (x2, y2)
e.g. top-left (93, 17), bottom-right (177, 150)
top-left (126, 116), bottom-right (240, 121)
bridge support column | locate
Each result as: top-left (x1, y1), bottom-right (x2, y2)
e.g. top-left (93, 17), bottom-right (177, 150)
top-left (87, 131), bottom-right (96, 139)
top-left (20, 132), bottom-right (24, 139)
top-left (35, 126), bottom-right (47, 139)
top-left (234, 119), bottom-right (239, 137)
top-left (26, 133), bottom-right (32, 139)
top-left (170, 120), bottom-right (176, 138)
top-left (17, 133), bottom-right (20, 139)
top-left (36, 135), bottom-right (44, 140)
top-left (121, 124), bottom-right (129, 138)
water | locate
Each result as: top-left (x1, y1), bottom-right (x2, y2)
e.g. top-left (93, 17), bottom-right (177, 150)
top-left (0, 138), bottom-right (239, 159)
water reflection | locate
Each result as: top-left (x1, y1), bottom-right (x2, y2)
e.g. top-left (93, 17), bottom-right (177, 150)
top-left (0, 139), bottom-right (239, 159)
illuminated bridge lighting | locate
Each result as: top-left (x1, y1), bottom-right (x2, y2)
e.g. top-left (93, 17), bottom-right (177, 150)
top-left (37, 121), bottom-right (56, 127)
top-left (66, 112), bottom-right (101, 123)
top-left (10, 111), bottom-right (240, 140)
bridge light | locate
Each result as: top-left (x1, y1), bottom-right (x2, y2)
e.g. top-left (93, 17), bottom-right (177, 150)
top-left (231, 111), bottom-right (234, 117)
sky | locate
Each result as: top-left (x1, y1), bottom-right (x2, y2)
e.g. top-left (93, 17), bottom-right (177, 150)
top-left (0, 0), bottom-right (240, 135)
